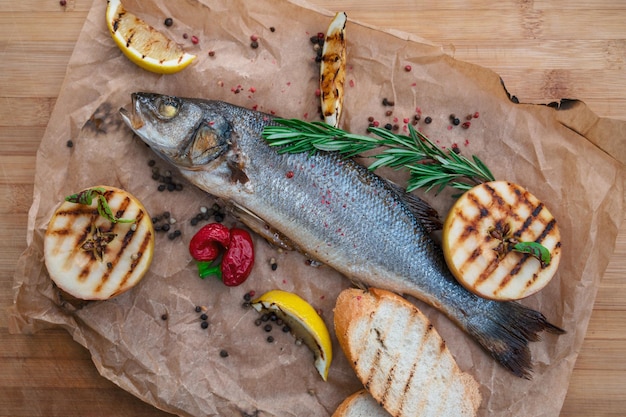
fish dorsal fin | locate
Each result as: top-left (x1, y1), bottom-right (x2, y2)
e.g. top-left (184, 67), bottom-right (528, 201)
top-left (385, 179), bottom-right (443, 234)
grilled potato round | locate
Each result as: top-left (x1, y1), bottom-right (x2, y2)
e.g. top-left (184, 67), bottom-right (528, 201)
top-left (442, 181), bottom-right (561, 301)
top-left (44, 186), bottom-right (155, 301)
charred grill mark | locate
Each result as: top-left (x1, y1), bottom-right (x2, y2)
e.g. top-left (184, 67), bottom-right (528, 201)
top-left (114, 195), bottom-right (132, 220)
top-left (395, 311), bottom-right (428, 416)
top-left (474, 253), bottom-right (503, 285)
top-left (96, 215), bottom-right (152, 293)
top-left (112, 11), bottom-right (124, 32)
top-left (485, 182), bottom-right (505, 207)
top-left (364, 347), bottom-right (383, 391)
top-left (536, 218), bottom-right (557, 244)
top-left (374, 328), bottom-right (386, 349)
top-left (514, 202), bottom-right (544, 238)
top-left (379, 364), bottom-right (396, 408)
top-left (78, 266), bottom-right (90, 282)
top-left (494, 253), bottom-right (530, 295)
top-left (398, 359), bottom-right (418, 416)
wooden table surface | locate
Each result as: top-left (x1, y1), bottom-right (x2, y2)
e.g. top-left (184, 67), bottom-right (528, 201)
top-left (1, 1), bottom-right (624, 416)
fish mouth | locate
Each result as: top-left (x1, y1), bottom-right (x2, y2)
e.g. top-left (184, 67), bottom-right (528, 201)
top-left (119, 93), bottom-right (144, 131)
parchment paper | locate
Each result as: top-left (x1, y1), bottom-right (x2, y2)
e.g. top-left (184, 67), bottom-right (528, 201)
top-left (9, 0), bottom-right (625, 416)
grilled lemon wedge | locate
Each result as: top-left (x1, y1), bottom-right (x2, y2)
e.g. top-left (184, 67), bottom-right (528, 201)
top-left (320, 12), bottom-right (347, 127)
top-left (442, 181), bottom-right (561, 301)
top-left (106, 0), bottom-right (196, 74)
top-left (251, 289), bottom-right (333, 381)
top-left (44, 186), bottom-right (155, 301)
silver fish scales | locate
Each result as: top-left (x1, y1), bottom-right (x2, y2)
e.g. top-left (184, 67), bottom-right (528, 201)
top-left (120, 92), bottom-right (564, 378)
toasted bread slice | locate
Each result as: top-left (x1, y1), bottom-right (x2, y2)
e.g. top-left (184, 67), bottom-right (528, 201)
top-left (332, 389), bottom-right (391, 417)
top-left (334, 288), bottom-right (481, 417)
top-left (44, 186), bottom-right (154, 301)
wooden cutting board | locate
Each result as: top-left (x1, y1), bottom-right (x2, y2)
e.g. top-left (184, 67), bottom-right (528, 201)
top-left (1, 1), bottom-right (624, 416)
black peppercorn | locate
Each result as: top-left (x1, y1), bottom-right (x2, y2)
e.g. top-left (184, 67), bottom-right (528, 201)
top-left (424, 116), bottom-right (432, 124)
top-left (201, 321), bottom-right (209, 329)
top-left (200, 313), bottom-right (208, 321)
top-left (164, 17), bottom-right (173, 27)
top-left (220, 349), bottom-right (229, 357)
top-left (264, 324), bottom-right (272, 332)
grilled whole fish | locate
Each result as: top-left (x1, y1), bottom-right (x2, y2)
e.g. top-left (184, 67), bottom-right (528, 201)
top-left (119, 92), bottom-right (564, 378)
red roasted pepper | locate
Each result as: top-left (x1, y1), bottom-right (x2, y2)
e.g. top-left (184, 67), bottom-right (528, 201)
top-left (189, 223), bottom-right (231, 261)
top-left (190, 224), bottom-right (255, 287)
top-left (220, 228), bottom-right (255, 286)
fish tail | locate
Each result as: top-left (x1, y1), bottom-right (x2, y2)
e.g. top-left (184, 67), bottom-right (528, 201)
top-left (464, 301), bottom-right (565, 379)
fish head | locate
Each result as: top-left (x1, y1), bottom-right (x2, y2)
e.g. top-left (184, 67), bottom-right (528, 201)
top-left (119, 92), bottom-right (231, 169)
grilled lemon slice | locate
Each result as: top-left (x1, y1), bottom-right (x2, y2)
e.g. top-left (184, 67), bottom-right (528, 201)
top-left (320, 12), bottom-right (347, 127)
top-left (251, 289), bottom-right (333, 381)
top-left (44, 186), bottom-right (155, 301)
top-left (106, 0), bottom-right (196, 74)
top-left (442, 181), bottom-right (561, 301)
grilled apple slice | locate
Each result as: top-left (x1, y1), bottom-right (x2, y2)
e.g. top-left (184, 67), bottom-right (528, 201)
top-left (442, 181), bottom-right (561, 301)
top-left (320, 12), bottom-right (347, 127)
top-left (44, 186), bottom-right (155, 301)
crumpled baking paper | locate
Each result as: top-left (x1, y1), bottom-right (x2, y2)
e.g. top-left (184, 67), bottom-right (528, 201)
top-left (8, 0), bottom-right (625, 416)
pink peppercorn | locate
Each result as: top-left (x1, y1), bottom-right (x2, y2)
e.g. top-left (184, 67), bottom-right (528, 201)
top-left (250, 34), bottom-right (259, 42)
top-left (191, 35), bottom-right (199, 44)
top-left (462, 121), bottom-right (471, 129)
top-left (404, 65), bottom-right (412, 72)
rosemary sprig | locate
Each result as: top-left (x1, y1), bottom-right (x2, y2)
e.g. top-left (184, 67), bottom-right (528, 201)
top-left (262, 119), bottom-right (495, 193)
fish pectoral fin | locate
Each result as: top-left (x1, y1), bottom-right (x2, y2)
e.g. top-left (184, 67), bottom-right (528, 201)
top-left (349, 279), bottom-right (370, 292)
top-left (227, 155), bottom-right (250, 185)
top-left (386, 179), bottom-right (443, 234)
top-left (228, 203), bottom-right (298, 251)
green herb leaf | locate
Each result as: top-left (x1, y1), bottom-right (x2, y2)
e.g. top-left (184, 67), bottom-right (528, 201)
top-left (65, 187), bottom-right (135, 224)
top-left (512, 242), bottom-right (551, 266)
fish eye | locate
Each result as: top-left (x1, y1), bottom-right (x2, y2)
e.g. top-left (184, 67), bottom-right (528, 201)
top-left (157, 97), bottom-right (180, 119)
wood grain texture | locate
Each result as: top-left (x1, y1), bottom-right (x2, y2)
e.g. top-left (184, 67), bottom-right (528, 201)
top-left (0, 0), bottom-right (624, 416)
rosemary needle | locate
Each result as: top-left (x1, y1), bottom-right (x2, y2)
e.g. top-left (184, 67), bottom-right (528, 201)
top-left (262, 119), bottom-right (495, 193)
